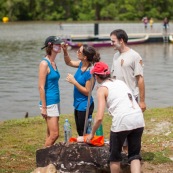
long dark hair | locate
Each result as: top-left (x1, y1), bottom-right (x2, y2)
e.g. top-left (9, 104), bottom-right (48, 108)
top-left (82, 44), bottom-right (100, 66)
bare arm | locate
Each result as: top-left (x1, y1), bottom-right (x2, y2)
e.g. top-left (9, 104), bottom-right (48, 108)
top-left (66, 73), bottom-right (92, 96)
top-left (38, 61), bottom-right (48, 117)
top-left (86, 86), bottom-right (107, 141)
top-left (61, 44), bottom-right (80, 68)
top-left (136, 75), bottom-right (146, 112)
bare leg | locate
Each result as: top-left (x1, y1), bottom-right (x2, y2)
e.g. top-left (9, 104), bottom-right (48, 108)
top-left (110, 162), bottom-right (120, 173)
top-left (122, 138), bottom-right (128, 154)
top-left (45, 117), bottom-right (59, 147)
top-left (45, 118), bottom-right (50, 140)
top-left (130, 159), bottom-right (141, 173)
top-left (122, 146), bottom-right (128, 154)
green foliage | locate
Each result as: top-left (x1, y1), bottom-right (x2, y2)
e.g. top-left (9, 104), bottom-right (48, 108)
top-left (0, 0), bottom-right (173, 21)
top-left (100, 3), bottom-right (116, 20)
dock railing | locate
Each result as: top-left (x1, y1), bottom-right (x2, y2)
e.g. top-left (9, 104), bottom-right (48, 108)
top-left (57, 22), bottom-right (173, 40)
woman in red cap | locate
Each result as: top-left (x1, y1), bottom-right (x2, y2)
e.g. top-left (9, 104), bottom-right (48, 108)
top-left (87, 61), bottom-right (145, 173)
top-left (38, 36), bottom-right (64, 147)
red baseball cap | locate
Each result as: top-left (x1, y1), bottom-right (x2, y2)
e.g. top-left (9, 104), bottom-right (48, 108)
top-left (90, 62), bottom-right (110, 75)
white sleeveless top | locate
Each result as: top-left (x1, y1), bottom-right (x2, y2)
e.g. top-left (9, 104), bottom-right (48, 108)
top-left (101, 79), bottom-right (145, 132)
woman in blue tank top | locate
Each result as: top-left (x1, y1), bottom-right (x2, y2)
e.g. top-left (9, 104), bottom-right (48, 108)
top-left (62, 44), bottom-right (100, 136)
top-left (38, 36), bottom-right (64, 147)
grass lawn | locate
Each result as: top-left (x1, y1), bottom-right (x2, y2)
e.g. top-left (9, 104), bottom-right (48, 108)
top-left (0, 107), bottom-right (173, 173)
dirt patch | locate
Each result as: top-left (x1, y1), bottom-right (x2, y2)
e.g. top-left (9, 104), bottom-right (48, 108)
top-left (141, 162), bottom-right (173, 173)
top-left (141, 120), bottom-right (173, 172)
top-left (145, 120), bottom-right (172, 135)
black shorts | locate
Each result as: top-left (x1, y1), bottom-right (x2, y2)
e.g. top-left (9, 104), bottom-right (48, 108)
top-left (109, 127), bottom-right (144, 163)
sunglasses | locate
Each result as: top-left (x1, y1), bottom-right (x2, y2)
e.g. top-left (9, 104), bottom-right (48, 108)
top-left (77, 49), bottom-right (83, 54)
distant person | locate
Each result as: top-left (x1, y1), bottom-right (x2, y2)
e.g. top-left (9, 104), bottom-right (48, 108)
top-left (163, 17), bottom-right (169, 32)
top-left (86, 62), bottom-right (145, 173)
top-left (110, 29), bottom-right (146, 153)
top-left (142, 16), bottom-right (148, 30)
top-left (38, 36), bottom-right (64, 147)
top-left (149, 18), bottom-right (154, 29)
top-left (62, 44), bottom-right (100, 136)
top-left (59, 22), bottom-right (63, 30)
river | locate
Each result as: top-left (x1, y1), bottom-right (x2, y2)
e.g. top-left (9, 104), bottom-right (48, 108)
top-left (0, 22), bottom-right (173, 121)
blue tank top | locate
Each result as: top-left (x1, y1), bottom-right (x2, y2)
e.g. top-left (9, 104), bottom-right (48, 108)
top-left (73, 62), bottom-right (93, 111)
top-left (39, 58), bottom-right (60, 106)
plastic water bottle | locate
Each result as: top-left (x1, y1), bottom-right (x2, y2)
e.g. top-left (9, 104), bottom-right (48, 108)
top-left (96, 124), bottom-right (103, 136)
top-left (86, 115), bottom-right (92, 134)
top-left (64, 119), bottom-right (72, 142)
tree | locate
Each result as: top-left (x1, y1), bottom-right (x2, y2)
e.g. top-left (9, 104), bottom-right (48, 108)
top-left (0, 0), bottom-right (173, 21)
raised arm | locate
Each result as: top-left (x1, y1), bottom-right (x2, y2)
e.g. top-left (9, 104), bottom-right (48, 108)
top-left (61, 44), bottom-right (80, 68)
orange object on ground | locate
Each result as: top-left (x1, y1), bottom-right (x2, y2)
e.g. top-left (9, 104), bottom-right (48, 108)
top-left (69, 134), bottom-right (104, 147)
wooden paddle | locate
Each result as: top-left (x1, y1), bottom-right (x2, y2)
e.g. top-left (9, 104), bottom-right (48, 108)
top-left (83, 76), bottom-right (95, 136)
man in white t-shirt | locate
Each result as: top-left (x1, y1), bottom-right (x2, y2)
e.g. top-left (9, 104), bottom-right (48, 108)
top-left (110, 29), bottom-right (146, 111)
top-left (86, 62), bottom-right (145, 173)
top-left (110, 29), bottom-right (146, 153)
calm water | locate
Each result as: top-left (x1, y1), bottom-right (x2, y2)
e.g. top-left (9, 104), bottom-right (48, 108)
top-left (0, 22), bottom-right (173, 121)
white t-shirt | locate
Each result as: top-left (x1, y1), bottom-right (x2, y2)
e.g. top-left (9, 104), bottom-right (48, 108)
top-left (111, 49), bottom-right (144, 97)
top-left (101, 79), bottom-right (145, 132)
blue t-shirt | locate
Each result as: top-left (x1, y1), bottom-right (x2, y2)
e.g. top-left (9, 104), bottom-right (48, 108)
top-left (73, 62), bottom-right (93, 111)
top-left (39, 58), bottom-right (60, 106)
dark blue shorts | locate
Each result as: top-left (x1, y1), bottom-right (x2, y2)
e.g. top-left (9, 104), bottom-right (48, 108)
top-left (109, 127), bottom-right (144, 163)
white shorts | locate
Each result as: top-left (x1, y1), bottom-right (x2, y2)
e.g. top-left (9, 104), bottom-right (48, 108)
top-left (40, 103), bottom-right (60, 117)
